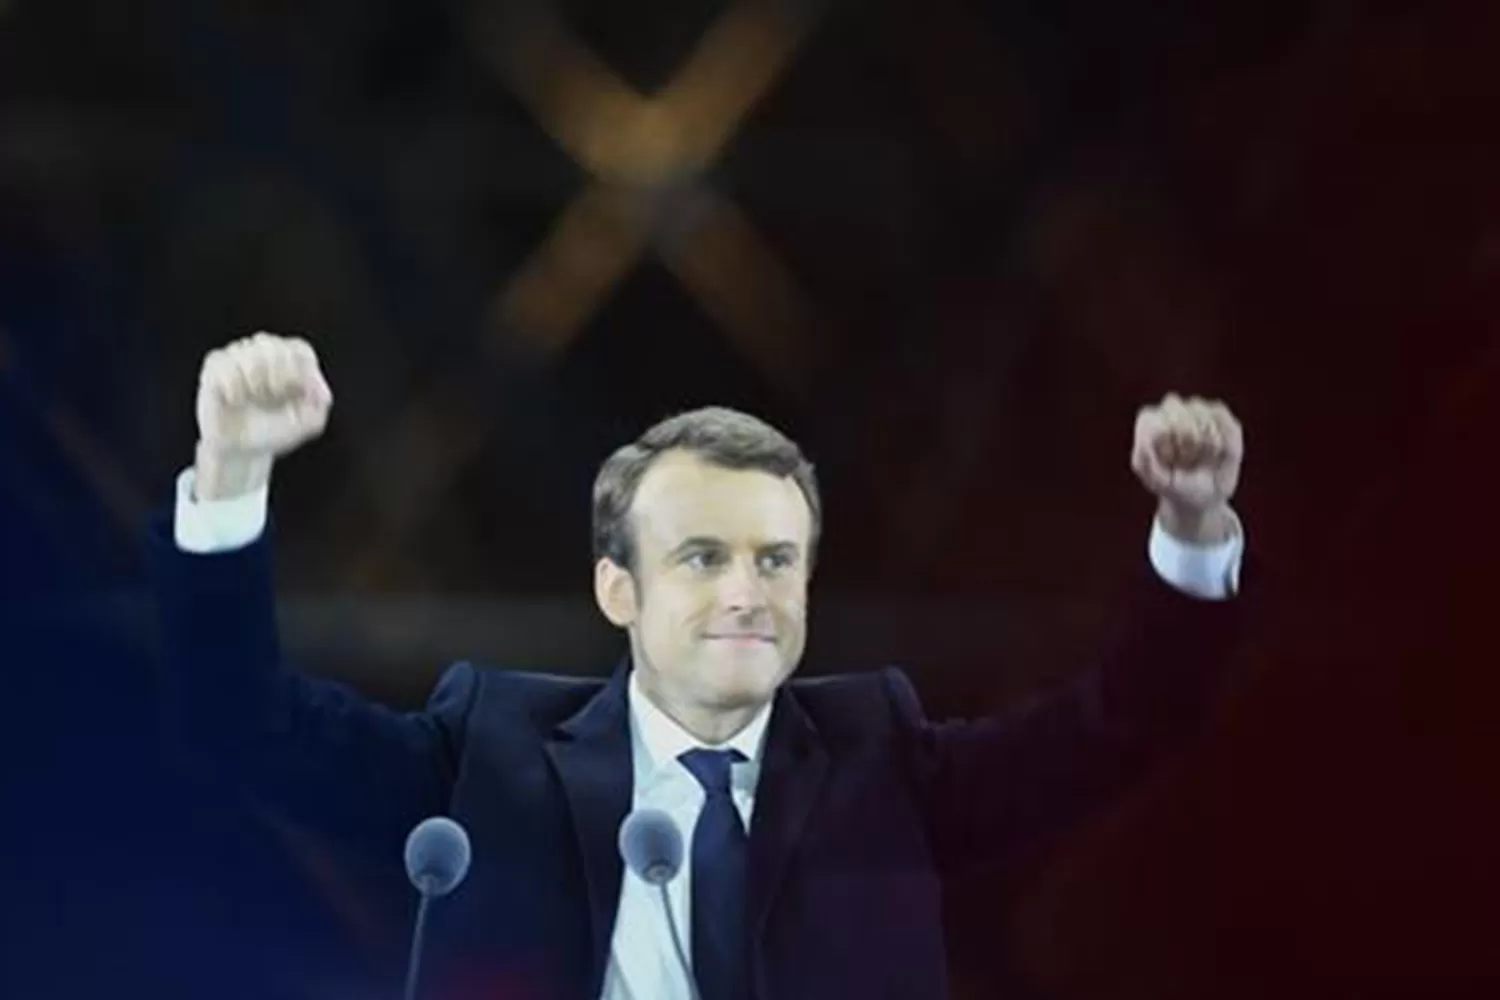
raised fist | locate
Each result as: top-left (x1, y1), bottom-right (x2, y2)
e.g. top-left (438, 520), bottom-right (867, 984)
top-left (196, 332), bottom-right (333, 461)
top-left (1131, 393), bottom-right (1244, 514)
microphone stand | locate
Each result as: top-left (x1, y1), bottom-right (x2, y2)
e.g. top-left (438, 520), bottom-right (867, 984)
top-left (404, 876), bottom-right (435, 1000)
top-left (658, 883), bottom-right (703, 1000)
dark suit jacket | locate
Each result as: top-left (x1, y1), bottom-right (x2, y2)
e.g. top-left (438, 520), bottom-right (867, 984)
top-left (148, 515), bottom-right (1247, 1000)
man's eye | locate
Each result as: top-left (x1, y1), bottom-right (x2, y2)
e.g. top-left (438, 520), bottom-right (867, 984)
top-left (758, 552), bottom-right (793, 572)
top-left (685, 550), bottom-right (722, 569)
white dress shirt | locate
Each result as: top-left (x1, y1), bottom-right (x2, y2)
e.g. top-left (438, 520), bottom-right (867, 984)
top-left (171, 467), bottom-right (1245, 999)
top-left (602, 672), bottom-right (770, 1000)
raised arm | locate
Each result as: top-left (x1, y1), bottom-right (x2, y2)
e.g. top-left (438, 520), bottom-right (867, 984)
top-left (150, 333), bottom-right (470, 854)
top-left (897, 395), bottom-right (1251, 874)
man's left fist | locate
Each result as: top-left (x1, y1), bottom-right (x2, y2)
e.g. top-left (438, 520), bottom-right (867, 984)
top-left (1132, 393), bottom-right (1243, 515)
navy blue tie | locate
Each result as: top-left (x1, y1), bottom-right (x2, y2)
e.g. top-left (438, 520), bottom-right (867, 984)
top-left (679, 748), bottom-right (750, 1000)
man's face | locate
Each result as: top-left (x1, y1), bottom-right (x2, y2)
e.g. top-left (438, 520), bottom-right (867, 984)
top-left (600, 450), bottom-right (812, 716)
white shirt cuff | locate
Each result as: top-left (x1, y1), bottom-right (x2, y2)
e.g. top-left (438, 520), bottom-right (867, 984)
top-left (173, 467), bottom-right (270, 553)
top-left (1147, 507), bottom-right (1244, 600)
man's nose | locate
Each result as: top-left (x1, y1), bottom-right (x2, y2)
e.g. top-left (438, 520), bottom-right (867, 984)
top-left (717, 558), bottom-right (769, 611)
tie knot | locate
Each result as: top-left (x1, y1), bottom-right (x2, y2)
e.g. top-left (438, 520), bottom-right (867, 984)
top-left (678, 748), bottom-right (745, 796)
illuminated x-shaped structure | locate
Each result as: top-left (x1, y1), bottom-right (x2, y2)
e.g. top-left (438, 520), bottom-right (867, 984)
top-left (338, 0), bottom-right (827, 583)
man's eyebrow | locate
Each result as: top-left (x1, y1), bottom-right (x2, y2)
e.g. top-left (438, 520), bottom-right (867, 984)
top-left (666, 536), bottom-right (727, 558)
top-left (663, 538), bottom-right (802, 559)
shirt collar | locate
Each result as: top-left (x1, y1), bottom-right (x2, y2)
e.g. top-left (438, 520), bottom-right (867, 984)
top-left (627, 669), bottom-right (772, 788)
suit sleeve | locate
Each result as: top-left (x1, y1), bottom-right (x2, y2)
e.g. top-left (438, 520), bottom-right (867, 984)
top-left (148, 509), bottom-right (477, 853)
top-left (888, 560), bottom-right (1251, 876)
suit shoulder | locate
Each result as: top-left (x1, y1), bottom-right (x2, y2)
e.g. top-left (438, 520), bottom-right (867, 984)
top-left (441, 663), bottom-right (608, 731)
top-left (787, 666), bottom-right (912, 701)
top-left (786, 667), bottom-right (914, 746)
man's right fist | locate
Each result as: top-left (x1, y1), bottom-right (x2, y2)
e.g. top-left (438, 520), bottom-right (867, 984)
top-left (197, 333), bottom-right (333, 459)
top-left (192, 333), bottom-right (332, 500)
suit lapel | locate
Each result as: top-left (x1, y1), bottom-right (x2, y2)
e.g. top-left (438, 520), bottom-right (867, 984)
top-left (747, 685), bottom-right (829, 948)
top-left (543, 662), bottom-right (634, 992)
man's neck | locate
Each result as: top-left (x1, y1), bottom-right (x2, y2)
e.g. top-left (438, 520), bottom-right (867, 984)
top-left (634, 674), bottom-right (765, 746)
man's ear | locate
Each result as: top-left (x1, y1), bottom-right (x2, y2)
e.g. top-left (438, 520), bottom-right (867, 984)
top-left (594, 557), bottom-right (638, 628)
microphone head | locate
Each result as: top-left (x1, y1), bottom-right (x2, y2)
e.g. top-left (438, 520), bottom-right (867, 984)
top-left (619, 808), bottom-right (683, 886)
top-left (404, 816), bottom-right (472, 897)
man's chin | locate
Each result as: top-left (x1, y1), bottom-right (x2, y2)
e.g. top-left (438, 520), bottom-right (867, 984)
top-left (699, 652), bottom-right (789, 706)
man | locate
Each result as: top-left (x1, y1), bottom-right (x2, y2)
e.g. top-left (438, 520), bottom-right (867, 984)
top-left (152, 332), bottom-right (1248, 1000)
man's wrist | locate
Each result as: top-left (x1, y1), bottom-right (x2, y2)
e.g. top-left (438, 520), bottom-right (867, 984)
top-left (1156, 499), bottom-right (1236, 546)
top-left (193, 441), bottom-right (273, 502)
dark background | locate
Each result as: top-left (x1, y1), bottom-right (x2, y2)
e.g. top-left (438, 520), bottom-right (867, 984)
top-left (2, 0), bottom-right (1498, 997)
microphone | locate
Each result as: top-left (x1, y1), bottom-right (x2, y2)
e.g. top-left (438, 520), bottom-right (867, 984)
top-left (619, 807), bottom-right (683, 885)
top-left (619, 809), bottom-right (701, 1000)
top-left (402, 816), bottom-right (472, 1000)
top-left (406, 816), bottom-right (472, 896)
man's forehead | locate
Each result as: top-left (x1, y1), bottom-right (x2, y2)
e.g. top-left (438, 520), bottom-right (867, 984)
top-left (632, 451), bottom-right (811, 545)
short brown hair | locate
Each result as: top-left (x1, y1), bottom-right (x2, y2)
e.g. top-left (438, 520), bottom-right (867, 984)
top-left (592, 406), bottom-right (821, 571)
